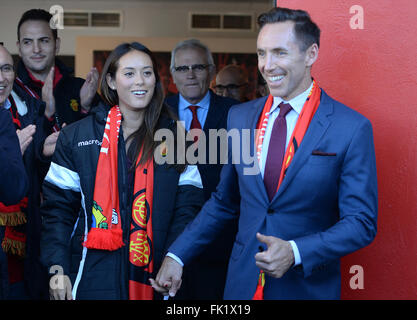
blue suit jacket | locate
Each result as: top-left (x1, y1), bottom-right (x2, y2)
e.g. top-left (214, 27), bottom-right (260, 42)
top-left (169, 90), bottom-right (378, 299)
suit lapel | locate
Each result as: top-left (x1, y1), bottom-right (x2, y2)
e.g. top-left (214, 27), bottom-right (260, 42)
top-left (166, 94), bottom-right (180, 114)
top-left (245, 97), bottom-right (270, 203)
top-left (273, 91), bottom-right (334, 201)
top-left (203, 91), bottom-right (226, 133)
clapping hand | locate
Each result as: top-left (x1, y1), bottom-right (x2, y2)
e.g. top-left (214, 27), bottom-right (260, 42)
top-left (16, 124), bottom-right (36, 155)
top-left (80, 67), bottom-right (99, 112)
top-left (42, 67), bottom-right (56, 119)
top-left (43, 123), bottom-right (66, 157)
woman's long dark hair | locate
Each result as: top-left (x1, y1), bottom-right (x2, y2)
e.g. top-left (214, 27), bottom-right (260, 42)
top-left (99, 42), bottom-right (165, 168)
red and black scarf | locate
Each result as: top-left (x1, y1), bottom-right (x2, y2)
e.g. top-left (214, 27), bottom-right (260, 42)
top-left (253, 80), bottom-right (322, 300)
top-left (83, 106), bottom-right (155, 300)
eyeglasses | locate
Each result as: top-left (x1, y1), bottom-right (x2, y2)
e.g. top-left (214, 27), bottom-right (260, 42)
top-left (173, 64), bottom-right (211, 74)
top-left (214, 83), bottom-right (247, 93)
top-left (0, 64), bottom-right (14, 75)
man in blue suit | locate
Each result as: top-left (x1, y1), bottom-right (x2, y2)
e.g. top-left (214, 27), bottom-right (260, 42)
top-left (165, 39), bottom-right (239, 299)
top-left (151, 7), bottom-right (378, 299)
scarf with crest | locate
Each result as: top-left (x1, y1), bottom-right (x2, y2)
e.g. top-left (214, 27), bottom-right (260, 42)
top-left (82, 105), bottom-right (154, 299)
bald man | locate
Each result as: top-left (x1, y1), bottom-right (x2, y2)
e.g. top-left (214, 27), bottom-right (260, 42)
top-left (214, 64), bottom-right (249, 102)
top-left (0, 44), bottom-right (51, 299)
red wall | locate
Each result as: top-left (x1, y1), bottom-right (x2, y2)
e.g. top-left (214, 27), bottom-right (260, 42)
top-left (278, 0), bottom-right (417, 299)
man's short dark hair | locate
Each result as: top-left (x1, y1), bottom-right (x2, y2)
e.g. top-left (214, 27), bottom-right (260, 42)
top-left (257, 7), bottom-right (321, 51)
top-left (17, 9), bottom-right (57, 41)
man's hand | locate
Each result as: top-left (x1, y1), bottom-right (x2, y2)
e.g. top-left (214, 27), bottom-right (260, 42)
top-left (42, 132), bottom-right (59, 157)
top-left (42, 123), bottom-right (65, 157)
top-left (80, 67), bottom-right (99, 112)
top-left (49, 274), bottom-right (73, 300)
top-left (255, 232), bottom-right (295, 278)
top-left (42, 67), bottom-right (56, 119)
top-left (150, 256), bottom-right (183, 297)
top-left (16, 124), bottom-right (36, 155)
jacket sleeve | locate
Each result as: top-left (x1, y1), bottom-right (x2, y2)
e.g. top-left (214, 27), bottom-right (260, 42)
top-left (0, 108), bottom-right (28, 205)
top-left (164, 165), bottom-right (205, 248)
top-left (294, 118), bottom-right (378, 278)
top-left (40, 127), bottom-right (81, 276)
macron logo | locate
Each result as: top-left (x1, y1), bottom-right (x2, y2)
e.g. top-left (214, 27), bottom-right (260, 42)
top-left (77, 139), bottom-right (101, 147)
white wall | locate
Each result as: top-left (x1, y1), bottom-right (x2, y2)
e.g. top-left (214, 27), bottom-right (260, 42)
top-left (1, 0), bottom-right (271, 55)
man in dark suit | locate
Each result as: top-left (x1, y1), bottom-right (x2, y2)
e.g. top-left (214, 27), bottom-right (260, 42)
top-left (0, 45), bottom-right (28, 206)
top-left (151, 7), bottom-right (378, 299)
top-left (164, 39), bottom-right (239, 299)
top-left (0, 44), bottom-right (52, 299)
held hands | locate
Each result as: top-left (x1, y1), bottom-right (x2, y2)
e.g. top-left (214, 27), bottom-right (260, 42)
top-left (150, 234), bottom-right (294, 297)
top-left (16, 124), bottom-right (36, 155)
top-left (42, 67), bottom-right (56, 119)
top-left (80, 67), bottom-right (99, 112)
top-left (255, 232), bottom-right (294, 278)
top-left (150, 256), bottom-right (183, 298)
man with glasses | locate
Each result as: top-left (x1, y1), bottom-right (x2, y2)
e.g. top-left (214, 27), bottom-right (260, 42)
top-left (0, 44), bottom-right (28, 206)
top-left (0, 45), bottom-right (29, 300)
top-left (165, 39), bottom-right (239, 300)
top-left (214, 64), bottom-right (249, 102)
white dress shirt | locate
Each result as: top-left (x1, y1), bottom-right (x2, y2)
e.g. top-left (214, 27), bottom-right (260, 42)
top-left (178, 91), bottom-right (211, 130)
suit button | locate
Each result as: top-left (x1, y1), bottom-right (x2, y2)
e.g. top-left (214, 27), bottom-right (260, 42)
top-left (267, 209), bottom-right (274, 214)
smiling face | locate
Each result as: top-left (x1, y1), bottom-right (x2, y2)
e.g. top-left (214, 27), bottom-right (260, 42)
top-left (0, 46), bottom-right (15, 106)
top-left (172, 47), bottom-right (214, 104)
top-left (257, 21), bottom-right (318, 100)
top-left (17, 20), bottom-right (60, 81)
top-left (107, 49), bottom-right (156, 113)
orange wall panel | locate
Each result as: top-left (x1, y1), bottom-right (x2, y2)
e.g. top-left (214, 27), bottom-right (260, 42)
top-left (278, 0), bottom-right (417, 299)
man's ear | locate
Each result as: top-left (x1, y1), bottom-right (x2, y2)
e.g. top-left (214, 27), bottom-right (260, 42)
top-left (305, 43), bottom-right (319, 67)
top-left (16, 40), bottom-right (22, 57)
top-left (55, 37), bottom-right (61, 55)
top-left (106, 73), bottom-right (116, 90)
top-left (209, 65), bottom-right (216, 82)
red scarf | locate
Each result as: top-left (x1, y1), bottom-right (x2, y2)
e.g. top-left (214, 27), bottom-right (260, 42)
top-left (0, 199), bottom-right (27, 257)
top-left (83, 105), bottom-right (154, 299)
top-left (253, 80), bottom-right (322, 300)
